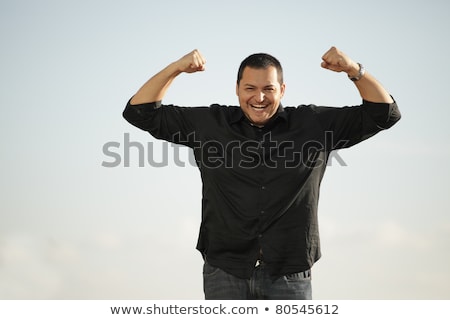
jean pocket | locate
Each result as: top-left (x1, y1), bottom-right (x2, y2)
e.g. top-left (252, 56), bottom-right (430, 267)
top-left (203, 262), bottom-right (222, 277)
top-left (285, 270), bottom-right (311, 281)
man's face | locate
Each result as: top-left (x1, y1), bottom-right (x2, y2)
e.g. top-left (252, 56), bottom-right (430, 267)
top-left (236, 66), bottom-right (285, 127)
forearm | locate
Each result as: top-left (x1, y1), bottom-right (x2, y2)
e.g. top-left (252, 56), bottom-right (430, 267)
top-left (130, 49), bottom-right (206, 105)
top-left (130, 62), bottom-right (181, 105)
top-left (348, 65), bottom-right (394, 104)
top-left (321, 47), bottom-right (394, 104)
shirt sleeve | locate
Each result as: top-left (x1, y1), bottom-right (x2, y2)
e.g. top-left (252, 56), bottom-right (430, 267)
top-left (311, 98), bottom-right (401, 150)
top-left (122, 99), bottom-right (204, 147)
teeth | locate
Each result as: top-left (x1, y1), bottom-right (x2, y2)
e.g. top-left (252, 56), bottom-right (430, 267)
top-left (252, 105), bottom-right (266, 109)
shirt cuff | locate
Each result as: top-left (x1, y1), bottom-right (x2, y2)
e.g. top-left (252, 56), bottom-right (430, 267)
top-left (127, 98), bottom-right (162, 110)
top-left (362, 96), bottom-right (401, 129)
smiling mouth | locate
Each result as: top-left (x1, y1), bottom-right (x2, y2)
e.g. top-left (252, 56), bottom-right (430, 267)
top-left (251, 104), bottom-right (268, 110)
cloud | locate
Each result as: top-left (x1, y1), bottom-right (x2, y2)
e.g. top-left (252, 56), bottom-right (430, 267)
top-left (316, 217), bottom-right (450, 298)
top-left (0, 233), bottom-right (62, 299)
top-left (0, 217), bottom-right (203, 299)
top-left (374, 220), bottom-right (432, 250)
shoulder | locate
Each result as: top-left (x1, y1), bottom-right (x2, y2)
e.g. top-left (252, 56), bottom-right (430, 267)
top-left (164, 103), bottom-right (239, 113)
top-left (209, 103), bottom-right (240, 111)
top-left (283, 104), bottom-right (323, 118)
top-left (208, 104), bottom-right (242, 124)
top-left (284, 104), bottom-right (355, 118)
top-left (165, 103), bottom-right (242, 124)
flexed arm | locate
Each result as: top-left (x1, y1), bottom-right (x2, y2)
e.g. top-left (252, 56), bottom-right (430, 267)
top-left (130, 49), bottom-right (206, 105)
top-left (321, 46), bottom-right (394, 104)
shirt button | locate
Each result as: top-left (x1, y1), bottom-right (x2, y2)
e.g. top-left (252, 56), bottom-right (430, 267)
top-left (258, 234), bottom-right (263, 238)
top-left (261, 186), bottom-right (266, 190)
top-left (260, 210), bottom-right (265, 214)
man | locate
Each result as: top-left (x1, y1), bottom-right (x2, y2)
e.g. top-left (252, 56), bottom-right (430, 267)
top-left (123, 47), bottom-right (401, 299)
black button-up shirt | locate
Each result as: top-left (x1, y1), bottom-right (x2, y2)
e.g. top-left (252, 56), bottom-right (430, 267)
top-left (123, 99), bottom-right (401, 279)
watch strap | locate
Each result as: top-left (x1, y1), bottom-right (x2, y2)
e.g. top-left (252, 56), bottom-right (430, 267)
top-left (348, 63), bottom-right (365, 81)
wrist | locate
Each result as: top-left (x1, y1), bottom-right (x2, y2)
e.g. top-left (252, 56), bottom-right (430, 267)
top-left (348, 62), bottom-right (365, 81)
top-left (166, 61), bottom-right (183, 77)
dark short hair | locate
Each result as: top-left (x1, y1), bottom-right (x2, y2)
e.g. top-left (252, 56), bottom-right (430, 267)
top-left (237, 53), bottom-right (284, 85)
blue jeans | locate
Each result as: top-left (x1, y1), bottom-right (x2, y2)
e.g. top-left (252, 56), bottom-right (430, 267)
top-left (203, 261), bottom-right (312, 300)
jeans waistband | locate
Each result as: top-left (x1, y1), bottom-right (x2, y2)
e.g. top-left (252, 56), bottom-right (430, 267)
top-left (255, 260), bottom-right (311, 278)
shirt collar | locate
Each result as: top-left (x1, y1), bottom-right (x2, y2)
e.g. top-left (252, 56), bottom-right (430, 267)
top-left (230, 104), bottom-right (287, 126)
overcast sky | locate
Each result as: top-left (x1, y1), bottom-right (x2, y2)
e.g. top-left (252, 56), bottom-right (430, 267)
top-left (1, 0), bottom-right (449, 299)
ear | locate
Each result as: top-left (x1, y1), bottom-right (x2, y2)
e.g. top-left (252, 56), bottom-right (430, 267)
top-left (280, 83), bottom-right (286, 98)
top-left (236, 82), bottom-right (239, 96)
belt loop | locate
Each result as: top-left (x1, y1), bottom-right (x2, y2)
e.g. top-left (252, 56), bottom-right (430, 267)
top-left (303, 270), bottom-right (311, 278)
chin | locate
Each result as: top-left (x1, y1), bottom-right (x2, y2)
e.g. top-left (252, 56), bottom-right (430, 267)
top-left (251, 119), bottom-right (268, 126)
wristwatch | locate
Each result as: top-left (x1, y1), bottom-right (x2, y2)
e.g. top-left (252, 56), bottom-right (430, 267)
top-left (348, 63), bottom-right (365, 81)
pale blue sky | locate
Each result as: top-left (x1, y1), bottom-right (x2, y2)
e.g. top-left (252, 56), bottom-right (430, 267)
top-left (1, 0), bottom-right (449, 299)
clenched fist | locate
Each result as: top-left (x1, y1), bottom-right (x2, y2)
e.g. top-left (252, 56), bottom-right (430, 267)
top-left (175, 49), bottom-right (206, 74)
top-left (321, 46), bottom-right (359, 78)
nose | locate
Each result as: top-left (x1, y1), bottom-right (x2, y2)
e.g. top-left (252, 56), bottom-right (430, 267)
top-left (254, 90), bottom-right (265, 102)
